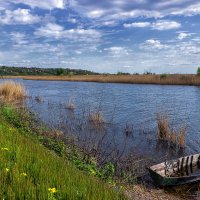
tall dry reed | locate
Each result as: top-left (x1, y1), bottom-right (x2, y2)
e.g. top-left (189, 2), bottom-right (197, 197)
top-left (170, 130), bottom-right (177, 145)
top-left (177, 128), bottom-right (187, 148)
top-left (0, 81), bottom-right (26, 105)
top-left (67, 97), bottom-right (75, 111)
top-left (89, 111), bottom-right (105, 127)
top-left (156, 113), bottom-right (169, 140)
top-left (20, 74), bottom-right (200, 86)
top-left (157, 112), bottom-right (187, 148)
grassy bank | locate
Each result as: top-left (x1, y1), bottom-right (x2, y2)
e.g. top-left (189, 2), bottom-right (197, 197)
top-left (0, 105), bottom-right (125, 199)
top-left (1, 74), bottom-right (200, 86)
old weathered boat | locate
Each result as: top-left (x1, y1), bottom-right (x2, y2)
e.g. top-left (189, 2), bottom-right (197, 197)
top-left (149, 154), bottom-right (200, 186)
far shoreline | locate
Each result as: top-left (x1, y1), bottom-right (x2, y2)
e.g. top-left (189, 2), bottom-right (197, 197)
top-left (1, 74), bottom-right (200, 86)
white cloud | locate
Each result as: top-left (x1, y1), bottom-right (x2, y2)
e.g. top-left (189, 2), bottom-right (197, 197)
top-left (10, 32), bottom-right (28, 45)
top-left (152, 20), bottom-right (181, 30)
top-left (104, 47), bottom-right (130, 57)
top-left (141, 39), bottom-right (169, 50)
top-left (111, 10), bottom-right (161, 19)
top-left (67, 18), bottom-right (77, 24)
top-left (124, 20), bottom-right (181, 31)
top-left (124, 22), bottom-right (151, 28)
top-left (102, 20), bottom-right (116, 26)
top-left (87, 9), bottom-right (105, 18)
top-left (69, 1), bottom-right (200, 24)
top-left (34, 23), bottom-right (101, 42)
top-left (0, 8), bottom-right (40, 25)
top-left (171, 3), bottom-right (200, 16)
top-left (4, 0), bottom-right (65, 9)
top-left (177, 32), bottom-right (189, 40)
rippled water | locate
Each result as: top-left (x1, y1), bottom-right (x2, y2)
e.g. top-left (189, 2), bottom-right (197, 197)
top-left (3, 79), bottom-right (200, 159)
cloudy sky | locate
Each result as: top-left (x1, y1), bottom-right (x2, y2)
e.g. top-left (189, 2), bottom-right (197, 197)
top-left (0, 0), bottom-right (200, 73)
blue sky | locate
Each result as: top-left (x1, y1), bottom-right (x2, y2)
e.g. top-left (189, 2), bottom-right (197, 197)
top-left (0, 0), bottom-right (200, 73)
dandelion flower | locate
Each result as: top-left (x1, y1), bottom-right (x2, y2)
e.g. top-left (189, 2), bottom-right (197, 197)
top-left (21, 172), bottom-right (27, 177)
top-left (6, 168), bottom-right (10, 172)
top-left (48, 187), bottom-right (57, 193)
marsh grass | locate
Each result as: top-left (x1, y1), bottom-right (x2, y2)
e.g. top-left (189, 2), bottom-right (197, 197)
top-left (156, 113), bottom-right (169, 141)
top-left (13, 74), bottom-right (200, 86)
top-left (0, 107), bottom-right (125, 199)
top-left (67, 97), bottom-right (75, 111)
top-left (0, 81), bottom-right (26, 105)
top-left (89, 111), bottom-right (105, 127)
top-left (170, 130), bottom-right (177, 146)
top-left (177, 128), bottom-right (187, 148)
top-left (157, 112), bottom-right (187, 148)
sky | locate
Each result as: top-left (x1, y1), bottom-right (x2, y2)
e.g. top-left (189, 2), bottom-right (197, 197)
top-left (0, 0), bottom-right (200, 74)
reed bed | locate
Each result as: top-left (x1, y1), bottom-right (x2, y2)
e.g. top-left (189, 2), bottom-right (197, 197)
top-left (4, 74), bottom-right (200, 86)
top-left (157, 112), bottom-right (187, 148)
top-left (0, 81), bottom-right (26, 105)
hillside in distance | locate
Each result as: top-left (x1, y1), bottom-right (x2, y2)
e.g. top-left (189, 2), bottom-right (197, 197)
top-left (0, 66), bottom-right (99, 76)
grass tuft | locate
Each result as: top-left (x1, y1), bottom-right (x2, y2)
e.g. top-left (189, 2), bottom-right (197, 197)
top-left (0, 81), bottom-right (26, 105)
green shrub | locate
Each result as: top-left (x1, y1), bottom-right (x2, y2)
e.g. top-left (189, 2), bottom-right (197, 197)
top-left (160, 74), bottom-right (167, 79)
top-left (197, 67), bottom-right (200, 75)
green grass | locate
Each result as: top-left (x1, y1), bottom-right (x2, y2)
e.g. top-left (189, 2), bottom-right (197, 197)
top-left (0, 107), bottom-right (125, 200)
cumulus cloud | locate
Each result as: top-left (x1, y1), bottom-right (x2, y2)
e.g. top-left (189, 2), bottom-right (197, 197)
top-left (141, 39), bottom-right (169, 50)
top-left (171, 2), bottom-right (200, 16)
top-left (34, 23), bottom-right (101, 42)
top-left (104, 47), bottom-right (130, 57)
top-left (152, 20), bottom-right (181, 30)
top-left (0, 8), bottom-right (40, 24)
top-left (124, 20), bottom-right (181, 30)
top-left (177, 32), bottom-right (190, 40)
top-left (1, 0), bottom-right (66, 10)
top-left (124, 22), bottom-right (151, 28)
top-left (69, 0), bottom-right (200, 21)
top-left (87, 9), bottom-right (105, 18)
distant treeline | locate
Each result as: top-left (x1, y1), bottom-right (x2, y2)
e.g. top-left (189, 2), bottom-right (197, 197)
top-left (0, 66), bottom-right (99, 76)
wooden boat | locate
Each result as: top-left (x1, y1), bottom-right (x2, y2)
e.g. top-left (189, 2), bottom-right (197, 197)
top-left (148, 154), bottom-right (200, 186)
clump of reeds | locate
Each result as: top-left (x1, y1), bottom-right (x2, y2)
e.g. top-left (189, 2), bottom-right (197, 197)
top-left (0, 81), bottom-right (26, 105)
top-left (124, 123), bottom-right (133, 136)
top-left (89, 111), bottom-right (105, 126)
top-left (156, 112), bottom-right (169, 141)
top-left (35, 96), bottom-right (43, 103)
top-left (67, 97), bottom-right (75, 111)
top-left (170, 130), bottom-right (177, 145)
top-left (177, 127), bottom-right (186, 148)
top-left (156, 112), bottom-right (187, 148)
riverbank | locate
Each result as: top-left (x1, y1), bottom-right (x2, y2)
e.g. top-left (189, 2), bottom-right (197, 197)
top-left (1, 74), bottom-right (200, 86)
top-left (0, 105), bottom-right (184, 200)
top-left (0, 105), bottom-right (126, 199)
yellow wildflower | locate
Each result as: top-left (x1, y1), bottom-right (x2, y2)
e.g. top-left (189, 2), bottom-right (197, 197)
top-left (1, 147), bottom-right (9, 151)
top-left (48, 187), bottom-right (57, 193)
top-left (21, 172), bottom-right (27, 177)
top-left (6, 168), bottom-right (10, 172)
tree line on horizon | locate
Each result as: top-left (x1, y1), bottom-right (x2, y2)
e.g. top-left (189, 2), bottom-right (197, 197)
top-left (0, 66), bottom-right (99, 76)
